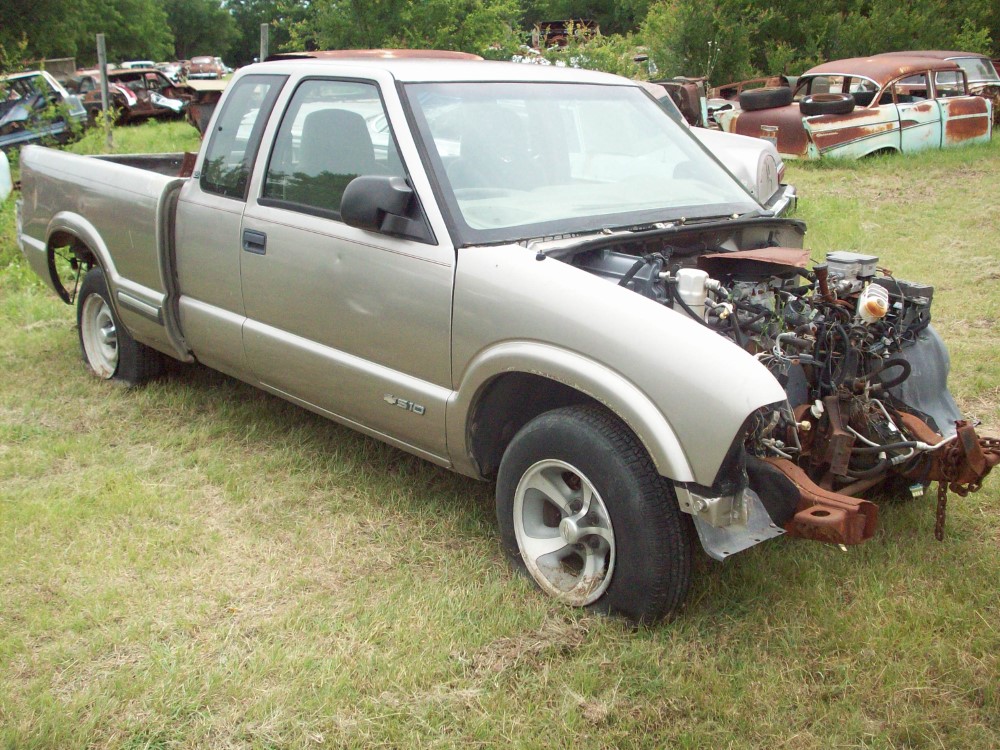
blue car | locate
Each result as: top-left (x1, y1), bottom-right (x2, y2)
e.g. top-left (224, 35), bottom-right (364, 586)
top-left (1, 70), bottom-right (88, 152)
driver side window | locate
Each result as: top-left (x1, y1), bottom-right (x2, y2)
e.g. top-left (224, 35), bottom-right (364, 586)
top-left (261, 79), bottom-right (406, 218)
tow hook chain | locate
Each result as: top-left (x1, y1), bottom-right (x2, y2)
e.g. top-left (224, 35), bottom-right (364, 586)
top-left (935, 435), bottom-right (1000, 541)
top-left (935, 482), bottom-right (948, 541)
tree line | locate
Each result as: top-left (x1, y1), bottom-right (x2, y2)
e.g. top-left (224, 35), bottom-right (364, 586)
top-left (2, 0), bottom-right (997, 85)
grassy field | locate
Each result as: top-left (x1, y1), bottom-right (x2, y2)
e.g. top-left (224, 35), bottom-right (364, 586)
top-left (1, 122), bottom-right (998, 749)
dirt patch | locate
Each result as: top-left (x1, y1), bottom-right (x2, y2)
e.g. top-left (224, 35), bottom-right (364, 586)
top-left (465, 615), bottom-right (591, 676)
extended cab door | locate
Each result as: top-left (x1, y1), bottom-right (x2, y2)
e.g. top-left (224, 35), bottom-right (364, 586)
top-left (174, 74), bottom-right (285, 380)
top-left (239, 75), bottom-right (455, 463)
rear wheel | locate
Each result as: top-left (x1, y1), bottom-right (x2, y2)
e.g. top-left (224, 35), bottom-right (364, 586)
top-left (496, 405), bottom-right (692, 622)
top-left (77, 267), bottom-right (163, 385)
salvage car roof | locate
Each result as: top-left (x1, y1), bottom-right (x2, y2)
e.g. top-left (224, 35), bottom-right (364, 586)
top-left (875, 50), bottom-right (993, 61)
top-left (803, 55), bottom-right (962, 85)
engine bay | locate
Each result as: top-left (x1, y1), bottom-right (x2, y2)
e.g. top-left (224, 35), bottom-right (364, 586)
top-left (554, 221), bottom-right (998, 550)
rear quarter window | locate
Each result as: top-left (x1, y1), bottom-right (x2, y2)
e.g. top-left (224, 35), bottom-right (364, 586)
top-left (200, 74), bottom-right (286, 200)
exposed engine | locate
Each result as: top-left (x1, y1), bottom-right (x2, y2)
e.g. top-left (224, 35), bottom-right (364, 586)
top-left (563, 230), bottom-right (998, 551)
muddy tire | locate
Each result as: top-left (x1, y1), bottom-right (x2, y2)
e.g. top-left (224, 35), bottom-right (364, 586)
top-left (496, 405), bottom-right (692, 623)
top-left (77, 267), bottom-right (163, 385)
top-left (800, 93), bottom-right (855, 116)
top-left (738, 86), bottom-right (793, 111)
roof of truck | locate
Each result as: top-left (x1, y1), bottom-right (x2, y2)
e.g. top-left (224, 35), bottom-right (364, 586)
top-left (266, 49), bottom-right (485, 62)
top-left (242, 57), bottom-right (633, 85)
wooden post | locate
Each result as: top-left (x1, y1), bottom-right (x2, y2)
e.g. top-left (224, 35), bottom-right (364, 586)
top-left (96, 34), bottom-right (113, 150)
top-left (260, 23), bottom-right (269, 63)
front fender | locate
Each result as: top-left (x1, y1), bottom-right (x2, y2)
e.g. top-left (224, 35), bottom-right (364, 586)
top-left (449, 244), bottom-right (788, 486)
top-left (447, 341), bottom-right (695, 481)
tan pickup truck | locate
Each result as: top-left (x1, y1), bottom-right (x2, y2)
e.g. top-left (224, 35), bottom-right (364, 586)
top-left (16, 58), bottom-right (996, 621)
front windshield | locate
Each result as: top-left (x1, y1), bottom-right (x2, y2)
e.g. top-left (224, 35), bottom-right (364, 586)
top-left (954, 57), bottom-right (1000, 83)
top-left (404, 82), bottom-right (759, 245)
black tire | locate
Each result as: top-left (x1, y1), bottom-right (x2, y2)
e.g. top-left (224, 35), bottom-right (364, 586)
top-left (496, 405), bottom-right (692, 623)
top-left (799, 93), bottom-right (855, 116)
top-left (738, 86), bottom-right (793, 111)
top-left (77, 267), bottom-right (163, 385)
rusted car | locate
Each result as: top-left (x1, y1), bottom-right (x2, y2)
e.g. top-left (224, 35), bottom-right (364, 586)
top-left (875, 51), bottom-right (1000, 125)
top-left (717, 55), bottom-right (993, 159)
top-left (156, 61), bottom-right (187, 83)
top-left (710, 75), bottom-right (793, 102)
top-left (1, 70), bottom-right (87, 152)
top-left (79, 68), bottom-right (192, 125)
top-left (187, 56), bottom-right (225, 80)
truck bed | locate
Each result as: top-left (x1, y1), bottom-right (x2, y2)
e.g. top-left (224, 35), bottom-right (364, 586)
top-left (17, 146), bottom-right (190, 359)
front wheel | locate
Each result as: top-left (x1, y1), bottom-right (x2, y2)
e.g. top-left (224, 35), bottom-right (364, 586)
top-left (77, 267), bottom-right (163, 385)
top-left (496, 405), bottom-right (692, 622)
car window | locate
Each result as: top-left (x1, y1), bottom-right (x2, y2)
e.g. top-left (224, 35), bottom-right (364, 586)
top-left (953, 57), bottom-right (999, 84)
top-left (795, 75), bottom-right (878, 102)
top-left (405, 81), bottom-right (758, 245)
top-left (261, 79), bottom-right (406, 218)
top-left (200, 74), bottom-right (286, 200)
top-left (894, 73), bottom-right (929, 102)
top-left (934, 71), bottom-right (965, 98)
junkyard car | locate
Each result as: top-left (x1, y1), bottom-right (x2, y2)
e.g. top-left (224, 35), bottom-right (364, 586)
top-left (79, 68), bottom-right (192, 124)
top-left (717, 55), bottom-right (993, 159)
top-left (156, 62), bottom-right (187, 83)
top-left (876, 50), bottom-right (1000, 124)
top-left (16, 59), bottom-right (997, 621)
top-left (187, 55), bottom-right (225, 80)
top-left (0, 70), bottom-right (87, 152)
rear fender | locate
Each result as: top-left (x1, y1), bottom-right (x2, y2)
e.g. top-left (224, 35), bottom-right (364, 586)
top-left (44, 211), bottom-right (118, 300)
top-left (43, 208), bottom-right (192, 362)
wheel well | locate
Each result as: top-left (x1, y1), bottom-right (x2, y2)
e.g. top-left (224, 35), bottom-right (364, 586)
top-left (468, 373), bottom-right (599, 478)
top-left (864, 147), bottom-right (898, 158)
top-left (47, 231), bottom-right (97, 303)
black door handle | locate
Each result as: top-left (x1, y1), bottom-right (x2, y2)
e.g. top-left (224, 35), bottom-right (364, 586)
top-left (242, 229), bottom-right (267, 255)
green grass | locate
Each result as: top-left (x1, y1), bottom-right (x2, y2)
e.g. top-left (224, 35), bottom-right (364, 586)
top-left (1, 125), bottom-right (999, 748)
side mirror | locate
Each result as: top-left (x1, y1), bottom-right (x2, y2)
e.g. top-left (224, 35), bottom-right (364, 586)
top-left (341, 175), bottom-right (432, 243)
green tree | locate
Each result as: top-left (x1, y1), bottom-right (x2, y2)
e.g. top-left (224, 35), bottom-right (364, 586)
top-left (523, 0), bottom-right (652, 35)
top-left (641, 0), bottom-right (999, 85)
top-left (162, 0), bottom-right (237, 61)
top-left (303, 0), bottom-right (522, 55)
top-left (227, 0), bottom-right (297, 65)
top-left (399, 0), bottom-right (523, 50)
top-left (1, 0), bottom-right (173, 66)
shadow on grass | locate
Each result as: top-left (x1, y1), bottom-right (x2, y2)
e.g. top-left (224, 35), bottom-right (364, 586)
top-left (133, 356), bottom-right (968, 626)
top-left (156, 357), bottom-right (496, 534)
